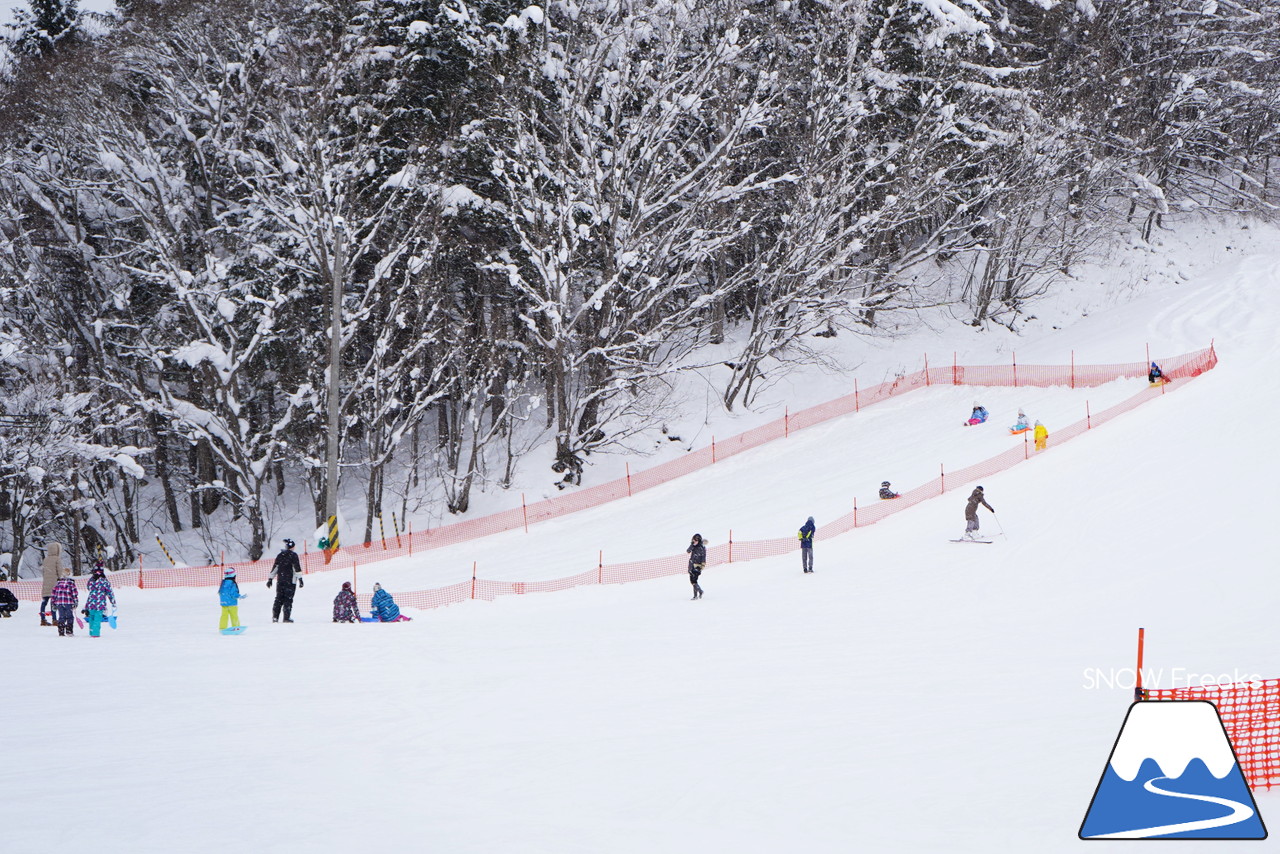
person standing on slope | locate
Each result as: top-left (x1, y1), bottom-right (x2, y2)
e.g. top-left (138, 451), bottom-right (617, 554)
top-left (963, 486), bottom-right (995, 540)
top-left (51, 568), bottom-right (78, 637)
top-left (1034, 420), bottom-right (1048, 452)
top-left (40, 541), bottom-right (67, 627)
top-left (687, 534), bottom-right (706, 600)
top-left (267, 538), bottom-right (303, 623)
top-left (219, 567), bottom-right (246, 632)
top-left (798, 517), bottom-right (816, 573)
top-left (84, 562), bottom-right (116, 638)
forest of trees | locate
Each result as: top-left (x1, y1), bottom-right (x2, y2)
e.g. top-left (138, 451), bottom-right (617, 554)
top-left (0, 0), bottom-right (1275, 573)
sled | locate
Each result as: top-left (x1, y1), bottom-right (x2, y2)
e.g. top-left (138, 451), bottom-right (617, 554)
top-left (1009, 426), bottom-right (1031, 435)
top-left (108, 607), bottom-right (118, 630)
top-left (220, 626), bottom-right (248, 635)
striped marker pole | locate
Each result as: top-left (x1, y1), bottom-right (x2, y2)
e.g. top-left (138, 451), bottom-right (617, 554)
top-left (155, 535), bottom-right (176, 566)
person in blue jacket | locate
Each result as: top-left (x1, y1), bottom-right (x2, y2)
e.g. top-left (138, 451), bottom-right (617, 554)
top-left (965, 403), bottom-right (989, 426)
top-left (1148, 362), bottom-right (1165, 384)
top-left (370, 583), bottom-right (405, 622)
top-left (219, 567), bottom-right (247, 631)
top-left (798, 517), bottom-right (815, 573)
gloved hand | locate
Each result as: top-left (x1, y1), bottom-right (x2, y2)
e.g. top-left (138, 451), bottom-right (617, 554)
top-left (266, 578), bottom-right (273, 588)
top-left (298, 578), bottom-right (304, 588)
top-left (239, 594), bottom-right (248, 600)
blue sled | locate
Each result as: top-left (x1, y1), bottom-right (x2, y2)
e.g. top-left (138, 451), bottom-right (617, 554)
top-left (220, 626), bottom-right (248, 635)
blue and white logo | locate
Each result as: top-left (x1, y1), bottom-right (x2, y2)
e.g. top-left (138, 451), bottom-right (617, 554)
top-left (1080, 701), bottom-right (1267, 839)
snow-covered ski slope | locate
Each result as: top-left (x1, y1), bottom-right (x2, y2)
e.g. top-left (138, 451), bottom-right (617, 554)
top-left (6, 222), bottom-right (1280, 852)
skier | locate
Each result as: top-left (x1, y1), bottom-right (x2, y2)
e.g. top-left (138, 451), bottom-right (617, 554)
top-left (963, 486), bottom-right (995, 540)
top-left (266, 538), bottom-right (303, 623)
top-left (798, 517), bottom-right (815, 573)
top-left (333, 582), bottom-right (359, 623)
top-left (39, 541), bottom-right (67, 627)
top-left (84, 562), bottom-right (116, 638)
top-left (965, 403), bottom-right (989, 426)
top-left (686, 534), bottom-right (705, 599)
top-left (219, 567), bottom-right (247, 632)
top-left (1148, 361), bottom-right (1164, 385)
top-left (1011, 409), bottom-right (1031, 433)
top-left (370, 583), bottom-right (410, 622)
top-left (50, 568), bottom-right (77, 637)
top-left (1034, 420), bottom-right (1048, 452)
top-left (879, 481), bottom-right (900, 499)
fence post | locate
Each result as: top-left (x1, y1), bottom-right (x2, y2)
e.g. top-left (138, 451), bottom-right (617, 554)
top-left (1086, 400), bottom-right (1091, 429)
top-left (784, 407), bottom-right (789, 438)
top-left (522, 493), bottom-right (529, 533)
top-left (1070, 350), bottom-right (1075, 389)
top-left (471, 562), bottom-right (477, 600)
top-left (138, 554), bottom-right (144, 589)
top-left (598, 551), bottom-right (603, 584)
top-left (1135, 627), bottom-right (1146, 702)
top-left (1012, 351), bottom-right (1018, 387)
top-left (728, 531), bottom-right (733, 563)
top-left (924, 353), bottom-right (930, 386)
top-left (940, 464), bottom-right (945, 495)
top-left (854, 379), bottom-right (860, 412)
top-left (853, 498), bottom-right (857, 529)
top-left (1024, 432), bottom-right (1029, 459)
top-left (712, 437), bottom-right (716, 463)
top-left (953, 352), bottom-right (958, 385)
top-left (625, 462), bottom-right (632, 497)
top-left (408, 521), bottom-right (413, 555)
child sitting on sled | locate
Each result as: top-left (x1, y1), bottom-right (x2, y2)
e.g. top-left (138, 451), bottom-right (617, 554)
top-left (333, 582), bottom-right (360, 623)
top-left (1010, 409), bottom-right (1031, 434)
top-left (879, 481), bottom-right (900, 499)
top-left (370, 583), bottom-right (412, 622)
top-left (965, 403), bottom-right (989, 426)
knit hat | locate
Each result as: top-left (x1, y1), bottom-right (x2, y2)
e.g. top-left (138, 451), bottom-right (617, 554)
top-left (223, 567), bottom-right (236, 578)
top-left (342, 582), bottom-right (351, 591)
top-left (92, 563), bottom-right (105, 575)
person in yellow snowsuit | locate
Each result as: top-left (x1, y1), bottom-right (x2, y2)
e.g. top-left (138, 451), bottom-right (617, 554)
top-left (1034, 420), bottom-right (1048, 451)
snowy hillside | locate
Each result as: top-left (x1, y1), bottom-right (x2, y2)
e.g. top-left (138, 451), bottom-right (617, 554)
top-left (6, 219), bottom-right (1280, 852)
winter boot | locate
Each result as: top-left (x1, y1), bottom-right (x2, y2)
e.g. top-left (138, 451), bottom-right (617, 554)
top-left (57, 623), bottom-right (66, 636)
top-left (40, 613), bottom-right (51, 626)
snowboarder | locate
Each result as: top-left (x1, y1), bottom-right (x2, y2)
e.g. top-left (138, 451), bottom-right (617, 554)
top-left (219, 567), bottom-right (246, 632)
top-left (879, 481), bottom-right (900, 499)
top-left (798, 517), bottom-right (815, 573)
top-left (267, 538), bottom-right (303, 623)
top-left (333, 582), bottom-right (359, 623)
top-left (687, 534), bottom-right (705, 599)
top-left (963, 486), bottom-right (995, 540)
top-left (50, 568), bottom-right (77, 637)
top-left (370, 583), bottom-right (410, 622)
top-left (84, 562), bottom-right (116, 638)
top-left (1034, 420), bottom-right (1048, 452)
top-left (39, 541), bottom-right (66, 627)
top-left (1011, 409), bottom-right (1031, 433)
top-left (1148, 361), bottom-right (1165, 385)
top-left (965, 403), bottom-right (989, 426)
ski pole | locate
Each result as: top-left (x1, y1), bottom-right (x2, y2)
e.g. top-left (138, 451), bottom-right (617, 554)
top-left (994, 514), bottom-right (1007, 539)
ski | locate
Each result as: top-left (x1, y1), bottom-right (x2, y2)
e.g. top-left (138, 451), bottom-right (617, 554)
top-left (950, 538), bottom-right (993, 544)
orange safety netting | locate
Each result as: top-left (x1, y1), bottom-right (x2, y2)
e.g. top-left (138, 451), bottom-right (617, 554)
top-left (1145, 681), bottom-right (1280, 790)
top-left (4, 345), bottom-right (1216, 601)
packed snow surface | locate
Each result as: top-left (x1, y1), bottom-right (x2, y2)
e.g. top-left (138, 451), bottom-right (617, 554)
top-left (6, 221), bottom-right (1280, 851)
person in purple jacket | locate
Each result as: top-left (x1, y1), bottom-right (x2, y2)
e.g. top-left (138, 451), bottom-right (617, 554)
top-left (50, 569), bottom-right (78, 637)
top-left (84, 562), bottom-right (116, 638)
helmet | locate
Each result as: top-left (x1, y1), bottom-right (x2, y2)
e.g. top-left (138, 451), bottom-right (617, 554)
top-left (223, 567), bottom-right (236, 578)
top-left (976, 485), bottom-right (984, 491)
top-left (881, 481), bottom-right (890, 487)
top-left (283, 538), bottom-right (295, 549)
top-left (92, 563), bottom-right (105, 574)
top-left (342, 581), bottom-right (352, 591)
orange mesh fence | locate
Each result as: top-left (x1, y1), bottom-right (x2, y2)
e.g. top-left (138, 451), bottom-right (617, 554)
top-left (2, 345), bottom-right (1216, 604)
top-left (1146, 680), bottom-right (1280, 790)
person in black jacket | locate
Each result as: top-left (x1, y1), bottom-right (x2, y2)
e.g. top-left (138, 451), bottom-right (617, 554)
top-left (267, 538), bottom-right (304, 622)
top-left (0, 586), bottom-right (18, 617)
top-left (686, 534), bottom-right (705, 600)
